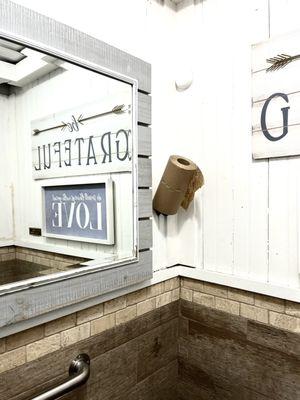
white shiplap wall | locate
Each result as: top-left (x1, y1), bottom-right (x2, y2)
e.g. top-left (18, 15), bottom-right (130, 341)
top-left (11, 68), bottom-right (134, 260)
top-left (0, 94), bottom-right (14, 242)
top-left (161, 0), bottom-right (300, 292)
top-left (11, 0), bottom-right (177, 269)
top-left (9, 0), bottom-right (300, 297)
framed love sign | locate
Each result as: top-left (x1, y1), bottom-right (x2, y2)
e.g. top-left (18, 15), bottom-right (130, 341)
top-left (42, 180), bottom-right (114, 245)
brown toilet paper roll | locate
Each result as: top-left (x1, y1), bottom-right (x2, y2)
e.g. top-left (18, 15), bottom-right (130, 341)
top-left (153, 155), bottom-right (204, 215)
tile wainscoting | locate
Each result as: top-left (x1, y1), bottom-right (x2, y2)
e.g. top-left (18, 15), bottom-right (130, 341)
top-left (15, 247), bottom-right (88, 270)
top-left (0, 246), bottom-right (15, 262)
top-left (179, 302), bottom-right (299, 399)
top-left (0, 278), bottom-right (180, 374)
top-left (0, 246), bottom-right (87, 267)
top-left (0, 302), bottom-right (179, 400)
top-left (179, 278), bottom-right (299, 399)
top-left (0, 246), bottom-right (88, 285)
top-left (0, 277), bottom-right (299, 399)
top-left (181, 278), bottom-right (300, 332)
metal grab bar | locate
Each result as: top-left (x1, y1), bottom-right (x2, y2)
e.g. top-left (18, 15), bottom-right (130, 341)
top-left (31, 354), bottom-right (90, 400)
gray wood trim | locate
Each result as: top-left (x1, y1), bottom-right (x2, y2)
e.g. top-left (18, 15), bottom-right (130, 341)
top-left (0, 250), bottom-right (152, 332)
top-left (138, 157), bottom-right (152, 188)
top-left (0, 0), bottom-right (151, 92)
top-left (138, 92), bottom-right (152, 125)
top-left (139, 219), bottom-right (153, 250)
top-left (138, 126), bottom-right (152, 156)
top-left (0, 258), bottom-right (171, 339)
top-left (138, 189), bottom-right (152, 218)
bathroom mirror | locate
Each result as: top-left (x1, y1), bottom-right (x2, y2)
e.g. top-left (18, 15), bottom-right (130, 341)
top-left (0, 1), bottom-right (152, 336)
top-left (0, 37), bottom-right (138, 289)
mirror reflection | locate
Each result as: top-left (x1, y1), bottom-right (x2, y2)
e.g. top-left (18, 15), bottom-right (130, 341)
top-left (0, 39), bottom-right (136, 288)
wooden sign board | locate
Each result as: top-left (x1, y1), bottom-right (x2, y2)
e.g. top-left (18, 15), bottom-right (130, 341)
top-left (42, 180), bottom-right (114, 245)
top-left (252, 31), bottom-right (300, 159)
top-left (31, 86), bottom-right (133, 179)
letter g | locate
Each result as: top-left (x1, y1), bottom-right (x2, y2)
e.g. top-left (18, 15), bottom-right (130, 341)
top-left (260, 92), bottom-right (290, 142)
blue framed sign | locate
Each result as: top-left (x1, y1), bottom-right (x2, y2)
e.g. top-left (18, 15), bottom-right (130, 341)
top-left (42, 180), bottom-right (114, 245)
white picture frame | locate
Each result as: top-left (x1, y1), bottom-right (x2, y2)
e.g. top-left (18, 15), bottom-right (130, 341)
top-left (41, 178), bottom-right (114, 245)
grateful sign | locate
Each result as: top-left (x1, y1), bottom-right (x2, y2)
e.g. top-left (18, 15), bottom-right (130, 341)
top-left (31, 86), bottom-right (133, 179)
top-left (42, 181), bottom-right (114, 244)
top-left (252, 31), bottom-right (300, 159)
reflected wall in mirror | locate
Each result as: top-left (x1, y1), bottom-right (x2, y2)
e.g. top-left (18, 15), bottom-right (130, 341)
top-left (0, 38), bottom-right (137, 288)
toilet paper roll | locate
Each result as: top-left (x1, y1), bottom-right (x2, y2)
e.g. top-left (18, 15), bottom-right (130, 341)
top-left (153, 155), bottom-right (204, 215)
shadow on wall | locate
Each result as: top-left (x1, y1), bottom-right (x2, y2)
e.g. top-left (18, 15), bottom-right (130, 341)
top-left (177, 193), bottom-right (202, 232)
top-left (152, 0), bottom-right (176, 8)
top-left (153, 0), bottom-right (206, 8)
top-left (153, 0), bottom-right (206, 10)
top-left (153, 196), bottom-right (202, 237)
top-left (175, 0), bottom-right (208, 10)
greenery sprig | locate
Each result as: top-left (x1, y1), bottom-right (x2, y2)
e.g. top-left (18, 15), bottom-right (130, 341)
top-left (266, 53), bottom-right (300, 72)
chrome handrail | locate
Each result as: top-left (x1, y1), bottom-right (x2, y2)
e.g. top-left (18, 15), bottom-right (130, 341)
top-left (31, 354), bottom-right (90, 400)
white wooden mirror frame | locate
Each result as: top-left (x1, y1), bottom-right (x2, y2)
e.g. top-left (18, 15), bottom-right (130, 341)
top-left (0, 0), bottom-right (152, 336)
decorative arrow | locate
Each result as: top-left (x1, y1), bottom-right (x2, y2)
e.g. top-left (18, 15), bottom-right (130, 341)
top-left (33, 104), bottom-right (129, 135)
top-left (266, 53), bottom-right (300, 72)
top-left (61, 114), bottom-right (85, 132)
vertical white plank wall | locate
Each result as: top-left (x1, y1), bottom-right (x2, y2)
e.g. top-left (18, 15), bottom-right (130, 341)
top-left (12, 69), bottom-right (136, 260)
top-left (5, 0), bottom-right (178, 267)
top-left (0, 93), bottom-right (14, 242)
top-left (164, 0), bottom-right (271, 281)
top-left (164, 0), bottom-right (300, 291)
top-left (8, 0), bottom-right (300, 293)
top-left (267, 0), bottom-right (300, 287)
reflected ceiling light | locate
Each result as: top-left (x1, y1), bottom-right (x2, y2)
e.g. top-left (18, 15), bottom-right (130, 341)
top-left (0, 38), bottom-right (26, 64)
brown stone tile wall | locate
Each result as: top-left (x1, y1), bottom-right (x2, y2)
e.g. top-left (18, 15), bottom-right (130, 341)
top-left (0, 246), bottom-right (15, 261)
top-left (0, 301), bottom-right (179, 400)
top-left (178, 278), bottom-right (300, 400)
top-left (0, 245), bottom-right (88, 267)
top-left (181, 277), bottom-right (300, 333)
top-left (15, 246), bottom-right (88, 271)
top-left (0, 278), bottom-right (180, 374)
top-left (0, 276), bottom-right (299, 400)
top-left (0, 245), bottom-right (88, 274)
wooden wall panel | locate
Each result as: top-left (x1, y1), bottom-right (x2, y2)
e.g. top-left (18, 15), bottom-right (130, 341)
top-left (0, 250), bottom-right (152, 330)
top-left (170, 0), bottom-right (300, 294)
top-left (267, 4), bottom-right (300, 287)
top-left (9, 69), bottom-right (152, 261)
top-left (138, 92), bottom-right (152, 125)
top-left (231, 0), bottom-right (269, 282)
top-left (0, 303), bottom-right (178, 400)
top-left (0, 94), bottom-right (14, 241)
top-left (13, 74), bottom-right (136, 260)
top-left (197, 0), bottom-right (270, 280)
top-left (138, 157), bottom-right (152, 188)
top-left (139, 218), bottom-right (153, 250)
top-left (138, 126), bottom-right (152, 156)
top-left (268, 158), bottom-right (299, 287)
top-left (179, 300), bottom-right (300, 400)
top-left (138, 189), bottom-right (152, 219)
